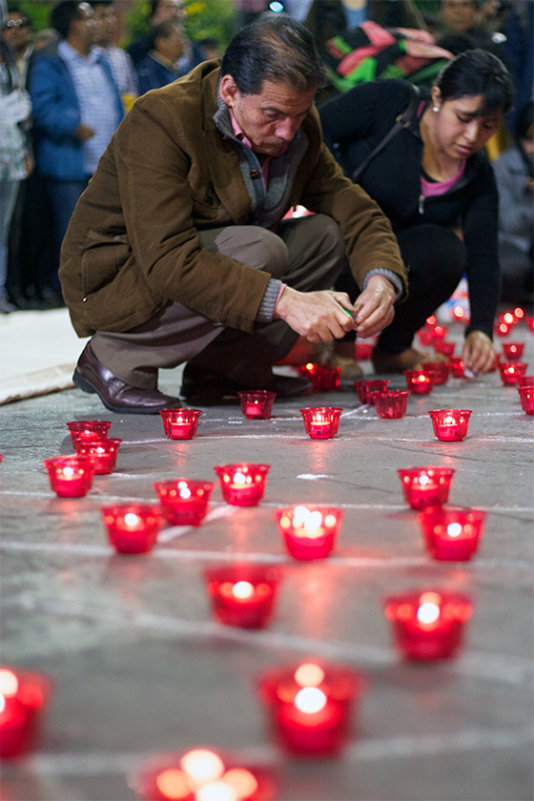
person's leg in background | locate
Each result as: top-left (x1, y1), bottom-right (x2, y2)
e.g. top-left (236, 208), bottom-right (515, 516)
top-left (0, 178), bottom-right (20, 313)
top-left (46, 177), bottom-right (89, 299)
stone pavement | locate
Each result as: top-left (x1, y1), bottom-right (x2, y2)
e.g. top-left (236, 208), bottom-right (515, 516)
top-left (0, 318), bottom-right (533, 801)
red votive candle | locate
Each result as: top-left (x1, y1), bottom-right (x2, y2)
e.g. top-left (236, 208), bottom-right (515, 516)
top-left (519, 375), bottom-right (534, 387)
top-left (275, 505), bottom-right (343, 561)
top-left (258, 662), bottom-right (363, 757)
top-left (297, 362), bottom-right (318, 378)
top-left (417, 327), bottom-right (435, 346)
top-left (300, 407), bottom-right (342, 439)
top-left (448, 357), bottom-right (465, 378)
top-left (0, 666), bottom-right (52, 758)
top-left (417, 506), bottom-right (486, 561)
top-left (422, 361), bottom-right (450, 385)
top-left (397, 466), bottom-right (455, 510)
top-left (214, 463), bottom-right (270, 507)
top-left (204, 565), bottom-right (280, 628)
top-left (434, 340), bottom-right (455, 358)
top-left (354, 342), bottom-right (374, 360)
top-left (384, 590), bottom-right (473, 661)
top-left (404, 370), bottom-right (434, 395)
top-left (237, 390), bottom-right (277, 420)
top-left (502, 342), bottom-right (525, 361)
top-left (498, 361), bottom-right (528, 386)
top-left (354, 379), bottom-right (390, 405)
top-left (67, 419), bottom-right (112, 446)
top-left (101, 503), bottom-right (163, 554)
top-left (43, 455), bottom-right (94, 498)
top-left (431, 324), bottom-right (447, 340)
top-left (309, 365), bottom-right (341, 391)
top-left (74, 437), bottom-right (122, 474)
top-left (374, 390), bottom-right (409, 419)
top-left (154, 479), bottom-right (214, 526)
top-left (429, 409), bottom-right (472, 442)
top-left (159, 408), bottom-right (202, 440)
top-left (518, 386), bottom-right (534, 414)
top-left (494, 321), bottom-right (512, 337)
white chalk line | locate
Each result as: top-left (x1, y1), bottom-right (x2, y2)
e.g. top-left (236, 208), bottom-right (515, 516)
top-left (157, 505), bottom-right (237, 543)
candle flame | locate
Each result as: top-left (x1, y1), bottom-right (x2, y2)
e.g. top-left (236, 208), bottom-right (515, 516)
top-left (177, 481), bottom-right (192, 500)
top-left (62, 466), bottom-right (75, 477)
top-left (155, 768), bottom-right (190, 800)
top-left (233, 471), bottom-right (247, 486)
top-left (417, 601), bottom-right (441, 625)
top-left (418, 474), bottom-right (430, 486)
top-left (196, 781), bottom-right (238, 801)
top-left (294, 686), bottom-right (327, 714)
top-left (124, 512), bottom-right (140, 528)
top-left (446, 522), bottom-right (463, 538)
top-left (294, 663), bottom-right (325, 687)
top-left (180, 749), bottom-right (225, 784)
top-left (0, 668), bottom-right (19, 697)
top-left (293, 506), bottom-right (322, 535)
top-left (443, 415), bottom-right (456, 425)
top-left (231, 581), bottom-right (254, 600)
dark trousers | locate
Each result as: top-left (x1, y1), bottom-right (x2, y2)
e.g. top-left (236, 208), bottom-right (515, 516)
top-left (47, 177), bottom-right (90, 290)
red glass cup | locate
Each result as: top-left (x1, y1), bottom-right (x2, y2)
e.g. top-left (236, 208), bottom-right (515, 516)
top-left (434, 340), bottom-right (455, 358)
top-left (422, 361), bottom-right (450, 385)
top-left (417, 327), bottom-right (435, 346)
top-left (494, 321), bottom-right (512, 337)
top-left (498, 361), bottom-right (528, 386)
top-left (448, 357), bottom-right (465, 378)
top-left (354, 379), bottom-right (390, 405)
top-left (309, 365), bottom-right (341, 391)
top-left (154, 479), bottom-right (214, 526)
top-left (384, 590), bottom-right (473, 661)
top-left (519, 375), bottom-right (534, 387)
top-left (159, 408), bottom-right (202, 440)
top-left (502, 342), bottom-right (525, 361)
top-left (67, 419), bottom-right (112, 446)
top-left (297, 362), bottom-right (318, 378)
top-left (237, 390), bottom-right (277, 420)
top-left (431, 324), bottom-right (447, 340)
top-left (354, 342), bottom-right (374, 360)
top-left (397, 466), bottom-right (455, 510)
top-left (257, 662), bottom-right (363, 757)
top-left (101, 503), bottom-right (163, 554)
top-left (214, 463), bottom-right (270, 507)
top-left (204, 565), bottom-right (280, 629)
top-left (0, 666), bottom-right (53, 758)
top-left (73, 437), bottom-right (122, 474)
top-left (417, 506), bottom-right (486, 561)
top-left (300, 407), bottom-right (342, 439)
top-left (518, 386), bottom-right (534, 414)
top-left (275, 505), bottom-right (343, 561)
top-left (500, 311), bottom-right (518, 327)
top-left (374, 390), bottom-right (409, 419)
top-left (429, 409), bottom-right (472, 442)
top-left (43, 455), bottom-right (94, 498)
top-left (404, 370), bottom-right (434, 395)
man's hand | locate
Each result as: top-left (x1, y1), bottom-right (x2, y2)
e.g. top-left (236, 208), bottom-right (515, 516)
top-left (462, 330), bottom-right (495, 376)
top-left (75, 123), bottom-right (95, 141)
top-left (273, 286), bottom-right (356, 344)
top-left (352, 275), bottom-right (396, 338)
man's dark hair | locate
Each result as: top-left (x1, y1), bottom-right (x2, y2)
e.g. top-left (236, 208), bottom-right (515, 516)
top-left (436, 48), bottom-right (514, 115)
top-left (149, 0), bottom-right (160, 18)
top-left (50, 0), bottom-right (84, 38)
top-left (221, 13), bottom-right (326, 95)
top-left (148, 18), bottom-right (180, 47)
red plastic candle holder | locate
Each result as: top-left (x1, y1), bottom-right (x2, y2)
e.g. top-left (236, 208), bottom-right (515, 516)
top-left (448, 357), bottom-right (465, 378)
top-left (417, 327), bottom-right (435, 346)
top-left (397, 466), bottom-right (455, 510)
top-left (101, 503), bottom-right (163, 554)
top-left (154, 479), bottom-right (214, 526)
top-left (502, 343), bottom-right (525, 363)
top-left (429, 409), bottom-right (472, 442)
top-left (384, 590), bottom-right (473, 660)
top-left (498, 361), bottom-right (528, 386)
top-left (300, 407), bottom-right (342, 439)
top-left (43, 455), bottom-right (94, 498)
top-left (374, 390), bottom-right (409, 419)
top-left (204, 565), bottom-right (280, 628)
top-left (354, 342), bottom-right (374, 360)
top-left (494, 321), bottom-right (512, 337)
top-left (214, 463), bottom-right (270, 507)
top-left (354, 379), bottom-right (390, 404)
top-left (258, 661), bottom-right (363, 757)
top-left (67, 419), bottom-right (112, 446)
top-left (275, 505), bottom-right (343, 561)
top-left (159, 408), bottom-right (202, 440)
top-left (0, 666), bottom-right (52, 758)
top-left (73, 437), bottom-right (122, 474)
top-left (500, 311), bottom-right (517, 327)
top-left (404, 370), bottom-right (434, 395)
top-left (422, 361), bottom-right (450, 385)
top-left (297, 362), bottom-right (318, 378)
top-left (417, 506), bottom-right (486, 561)
top-left (431, 324), bottom-right (447, 340)
top-left (434, 340), bottom-right (455, 358)
top-left (518, 386), bottom-right (534, 414)
top-left (237, 390), bottom-right (277, 420)
top-left (309, 365), bottom-right (341, 391)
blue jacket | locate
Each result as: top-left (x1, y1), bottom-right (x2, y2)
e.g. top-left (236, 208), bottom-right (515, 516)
top-left (29, 43), bottom-right (123, 180)
top-left (136, 53), bottom-right (182, 95)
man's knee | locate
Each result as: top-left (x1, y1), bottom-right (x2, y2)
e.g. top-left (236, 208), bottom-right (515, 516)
top-left (248, 228), bottom-right (289, 277)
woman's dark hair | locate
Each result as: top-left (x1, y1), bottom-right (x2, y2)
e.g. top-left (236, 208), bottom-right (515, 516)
top-left (435, 48), bottom-right (514, 115)
top-left (221, 14), bottom-right (326, 96)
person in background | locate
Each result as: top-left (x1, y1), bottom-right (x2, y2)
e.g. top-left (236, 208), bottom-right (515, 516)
top-left (493, 101), bottom-right (534, 309)
top-left (320, 49), bottom-right (514, 377)
top-left (90, 0), bottom-right (137, 101)
top-left (135, 18), bottom-right (186, 94)
top-left (127, 0), bottom-right (202, 70)
top-left (2, 6), bottom-right (32, 84)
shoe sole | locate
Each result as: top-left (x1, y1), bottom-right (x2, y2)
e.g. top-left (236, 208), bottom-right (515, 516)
top-left (72, 369), bottom-right (168, 415)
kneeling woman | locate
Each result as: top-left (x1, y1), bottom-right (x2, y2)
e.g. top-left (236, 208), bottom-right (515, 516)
top-left (319, 50), bottom-right (513, 375)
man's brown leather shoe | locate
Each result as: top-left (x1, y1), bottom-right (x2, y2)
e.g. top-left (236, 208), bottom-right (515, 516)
top-left (73, 344), bottom-right (184, 414)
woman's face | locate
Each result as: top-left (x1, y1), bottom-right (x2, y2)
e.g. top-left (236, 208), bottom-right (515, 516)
top-left (432, 92), bottom-right (501, 160)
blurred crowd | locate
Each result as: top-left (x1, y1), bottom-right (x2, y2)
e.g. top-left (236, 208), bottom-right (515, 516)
top-left (0, 0), bottom-right (532, 315)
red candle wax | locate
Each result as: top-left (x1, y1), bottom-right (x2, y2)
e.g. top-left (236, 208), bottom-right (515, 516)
top-left (275, 505), bottom-right (343, 560)
top-left (101, 503), bottom-right (163, 554)
top-left (43, 455), bottom-right (94, 498)
top-left (159, 408), bottom-right (202, 440)
top-left (205, 565), bottom-right (279, 628)
top-left (404, 370), bottom-right (434, 395)
top-left (74, 437), bottom-right (122, 474)
top-left (237, 390), bottom-right (276, 420)
top-left (417, 506), bottom-right (486, 561)
top-left (429, 409), bottom-right (472, 442)
top-left (154, 479), bottom-right (214, 526)
top-left (0, 667), bottom-right (52, 758)
top-left (397, 466), bottom-right (455, 510)
top-left (214, 463), bottom-right (270, 506)
top-left (384, 590), bottom-right (473, 660)
top-left (502, 342), bottom-right (525, 361)
top-left (499, 361), bottom-right (528, 386)
top-left (67, 419), bottom-right (112, 446)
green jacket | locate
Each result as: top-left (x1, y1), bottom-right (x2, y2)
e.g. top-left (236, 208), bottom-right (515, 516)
top-left (59, 60), bottom-right (407, 338)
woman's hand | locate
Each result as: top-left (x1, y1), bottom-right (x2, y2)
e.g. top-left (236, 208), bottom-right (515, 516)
top-left (462, 330), bottom-right (495, 376)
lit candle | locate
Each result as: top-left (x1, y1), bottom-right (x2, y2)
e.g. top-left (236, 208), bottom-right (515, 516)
top-left (417, 506), bottom-right (486, 561)
top-left (354, 379), bottom-right (389, 405)
top-left (431, 324), bottom-right (447, 340)
top-left (275, 505), bottom-right (343, 560)
top-left (159, 408), bottom-right (202, 440)
top-left (204, 565), bottom-right (279, 628)
top-left (73, 437), bottom-right (122, 474)
top-left (374, 390), bottom-right (409, 419)
top-left (518, 386), bottom-right (534, 414)
top-left (67, 419), bottom-right (112, 446)
top-left (154, 479), bottom-right (215, 526)
top-left (101, 504), bottom-right (163, 554)
top-left (237, 390), bottom-right (276, 420)
top-left (448, 357), bottom-right (465, 378)
top-left (498, 361), bottom-right (528, 386)
top-left (422, 361), bottom-right (450, 385)
top-left (43, 455), bottom-right (94, 498)
top-left (300, 407), bottom-right (342, 439)
top-left (397, 466), bottom-right (455, 510)
top-left (0, 667), bottom-right (52, 758)
top-left (214, 463), bottom-right (270, 506)
top-left (404, 370), bottom-right (434, 395)
top-left (384, 590), bottom-right (473, 660)
top-left (258, 662), bottom-right (363, 756)
top-left (428, 409), bottom-right (472, 442)
top-left (502, 342), bottom-right (525, 361)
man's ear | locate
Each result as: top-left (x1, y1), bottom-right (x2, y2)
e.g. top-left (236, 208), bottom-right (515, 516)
top-left (220, 74), bottom-right (239, 109)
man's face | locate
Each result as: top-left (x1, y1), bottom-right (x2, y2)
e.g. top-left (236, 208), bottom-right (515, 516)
top-left (93, 3), bottom-right (116, 47)
top-left (74, 2), bottom-right (97, 49)
top-left (3, 12), bottom-right (31, 51)
top-left (440, 0), bottom-right (476, 32)
top-left (155, 24), bottom-right (184, 63)
top-left (151, 0), bottom-right (185, 25)
top-left (220, 77), bottom-right (316, 157)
